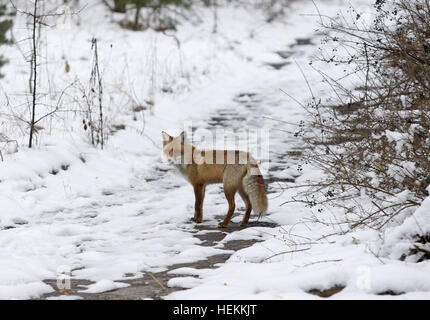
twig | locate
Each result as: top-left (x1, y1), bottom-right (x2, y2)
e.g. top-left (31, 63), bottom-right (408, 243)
top-left (263, 247), bottom-right (310, 261)
top-left (147, 272), bottom-right (169, 293)
top-left (300, 259), bottom-right (343, 268)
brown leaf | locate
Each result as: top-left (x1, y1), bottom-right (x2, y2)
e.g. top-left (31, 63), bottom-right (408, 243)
top-left (59, 289), bottom-right (74, 295)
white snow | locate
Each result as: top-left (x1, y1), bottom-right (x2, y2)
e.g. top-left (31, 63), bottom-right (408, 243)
top-left (79, 279), bottom-right (130, 293)
top-left (0, 0), bottom-right (429, 300)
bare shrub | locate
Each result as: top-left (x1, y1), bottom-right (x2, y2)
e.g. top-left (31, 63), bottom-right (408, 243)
top-left (293, 0), bottom-right (430, 231)
top-left (79, 38), bottom-right (106, 150)
top-left (8, 1), bottom-right (80, 148)
top-left (103, 0), bottom-right (193, 31)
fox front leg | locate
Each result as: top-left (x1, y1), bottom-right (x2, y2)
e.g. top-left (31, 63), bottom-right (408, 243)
top-left (192, 184), bottom-right (205, 223)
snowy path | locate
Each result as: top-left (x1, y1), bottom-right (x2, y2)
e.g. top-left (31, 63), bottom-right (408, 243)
top-left (3, 0), bottom-right (429, 300)
top-left (0, 0), bottom-right (354, 300)
top-left (33, 33), bottom-right (318, 299)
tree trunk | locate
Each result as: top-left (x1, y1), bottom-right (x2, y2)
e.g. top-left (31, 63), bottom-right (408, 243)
top-left (134, 4), bottom-right (141, 30)
top-left (29, 0), bottom-right (38, 148)
top-left (113, 0), bottom-right (127, 13)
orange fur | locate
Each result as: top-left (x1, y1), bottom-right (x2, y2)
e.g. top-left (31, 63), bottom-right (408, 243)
top-left (162, 131), bottom-right (268, 227)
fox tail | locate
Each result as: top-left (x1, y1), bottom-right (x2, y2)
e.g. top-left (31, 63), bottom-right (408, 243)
top-left (242, 163), bottom-right (268, 216)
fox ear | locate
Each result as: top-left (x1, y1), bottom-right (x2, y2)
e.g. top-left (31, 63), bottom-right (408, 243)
top-left (162, 131), bottom-right (172, 142)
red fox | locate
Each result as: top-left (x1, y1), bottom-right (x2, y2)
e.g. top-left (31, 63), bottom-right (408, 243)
top-left (162, 131), bottom-right (268, 228)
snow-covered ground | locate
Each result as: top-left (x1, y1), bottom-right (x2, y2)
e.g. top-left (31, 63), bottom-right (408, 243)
top-left (0, 0), bottom-right (429, 300)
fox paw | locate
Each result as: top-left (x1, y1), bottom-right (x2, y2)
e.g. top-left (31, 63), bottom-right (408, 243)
top-left (191, 217), bottom-right (202, 223)
top-left (217, 222), bottom-right (227, 228)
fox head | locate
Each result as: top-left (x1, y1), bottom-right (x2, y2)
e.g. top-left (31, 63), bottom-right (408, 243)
top-left (162, 131), bottom-right (189, 163)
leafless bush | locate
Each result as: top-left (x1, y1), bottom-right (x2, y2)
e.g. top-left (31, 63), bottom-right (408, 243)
top-left (79, 38), bottom-right (106, 150)
top-left (293, 0), bottom-right (430, 231)
top-left (9, 0), bottom-right (81, 148)
top-left (102, 0), bottom-right (194, 31)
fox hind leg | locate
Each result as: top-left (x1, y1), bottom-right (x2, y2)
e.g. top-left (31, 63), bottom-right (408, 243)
top-left (238, 187), bottom-right (252, 226)
top-left (218, 167), bottom-right (244, 228)
top-left (218, 186), bottom-right (237, 228)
